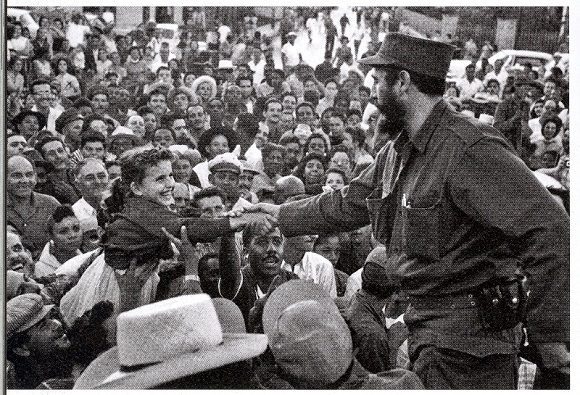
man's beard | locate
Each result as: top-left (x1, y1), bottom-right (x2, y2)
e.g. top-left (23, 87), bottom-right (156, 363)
top-left (375, 99), bottom-right (406, 139)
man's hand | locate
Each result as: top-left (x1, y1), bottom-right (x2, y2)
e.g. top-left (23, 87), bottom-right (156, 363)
top-left (244, 202), bottom-right (281, 219)
top-left (229, 211), bottom-right (277, 234)
top-left (162, 226), bottom-right (195, 265)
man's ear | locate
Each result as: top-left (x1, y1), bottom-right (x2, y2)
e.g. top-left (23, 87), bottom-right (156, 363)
top-left (13, 344), bottom-right (30, 357)
top-left (398, 70), bottom-right (412, 94)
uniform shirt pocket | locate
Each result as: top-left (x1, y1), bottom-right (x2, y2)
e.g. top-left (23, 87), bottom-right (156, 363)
top-left (402, 197), bottom-right (442, 260)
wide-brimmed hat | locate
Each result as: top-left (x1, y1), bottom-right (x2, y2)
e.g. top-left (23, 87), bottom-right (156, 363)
top-left (358, 32), bottom-right (455, 80)
top-left (262, 280), bottom-right (353, 386)
top-left (12, 110), bottom-right (47, 132)
top-left (74, 295), bottom-right (267, 389)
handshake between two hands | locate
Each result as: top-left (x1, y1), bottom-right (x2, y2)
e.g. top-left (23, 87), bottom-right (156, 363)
top-left (225, 203), bottom-right (281, 235)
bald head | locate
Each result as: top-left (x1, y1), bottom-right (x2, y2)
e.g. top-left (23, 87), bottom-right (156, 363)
top-left (275, 175), bottom-right (305, 204)
top-left (7, 156), bottom-right (37, 198)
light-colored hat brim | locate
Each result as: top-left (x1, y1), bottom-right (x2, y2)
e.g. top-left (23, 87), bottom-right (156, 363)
top-left (262, 280), bottom-right (339, 346)
top-left (74, 333), bottom-right (267, 389)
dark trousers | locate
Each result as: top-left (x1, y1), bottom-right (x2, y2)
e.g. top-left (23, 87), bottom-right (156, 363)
top-left (354, 40), bottom-right (361, 57)
top-left (325, 36), bottom-right (335, 55)
top-left (412, 346), bottom-right (519, 389)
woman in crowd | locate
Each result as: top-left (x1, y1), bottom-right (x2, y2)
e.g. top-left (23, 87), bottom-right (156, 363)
top-left (293, 152), bottom-right (328, 195)
top-left (317, 79), bottom-right (340, 115)
top-left (303, 132), bottom-right (330, 158)
top-left (191, 75), bottom-right (218, 105)
top-left (54, 58), bottom-right (82, 101)
top-left (324, 167), bottom-right (347, 191)
top-left (7, 56), bottom-right (26, 94)
top-left (530, 114), bottom-right (564, 169)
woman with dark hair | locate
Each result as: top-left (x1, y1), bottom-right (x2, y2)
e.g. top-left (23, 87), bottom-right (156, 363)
top-left (54, 57), bottom-right (82, 100)
top-left (194, 127), bottom-right (239, 187)
top-left (293, 152), bottom-right (328, 195)
top-left (7, 56), bottom-right (25, 94)
top-left (529, 115), bottom-right (564, 170)
top-left (303, 132), bottom-right (330, 158)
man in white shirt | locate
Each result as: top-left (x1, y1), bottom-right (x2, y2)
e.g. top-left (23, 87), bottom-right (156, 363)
top-left (149, 42), bottom-right (175, 73)
top-left (457, 63), bottom-right (484, 103)
top-left (483, 58), bottom-right (509, 91)
top-left (72, 158), bottom-right (109, 223)
top-left (30, 80), bottom-right (63, 132)
top-left (281, 32), bottom-right (302, 74)
top-left (248, 47), bottom-right (267, 85)
top-left (282, 234), bottom-right (337, 298)
top-left (66, 14), bottom-right (91, 48)
top-left (217, 21), bottom-right (232, 44)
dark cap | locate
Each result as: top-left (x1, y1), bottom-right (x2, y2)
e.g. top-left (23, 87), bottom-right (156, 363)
top-left (55, 108), bottom-right (83, 132)
top-left (358, 32), bottom-right (455, 80)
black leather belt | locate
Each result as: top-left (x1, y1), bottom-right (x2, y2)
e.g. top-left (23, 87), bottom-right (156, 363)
top-left (408, 293), bottom-right (478, 310)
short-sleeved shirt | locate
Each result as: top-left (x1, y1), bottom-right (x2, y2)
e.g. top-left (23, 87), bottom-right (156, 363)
top-left (281, 43), bottom-right (300, 67)
top-left (7, 192), bottom-right (60, 256)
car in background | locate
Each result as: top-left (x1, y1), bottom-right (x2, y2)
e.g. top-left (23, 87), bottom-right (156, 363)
top-left (154, 23), bottom-right (207, 54)
top-left (447, 49), bottom-right (556, 82)
top-left (7, 8), bottom-right (39, 38)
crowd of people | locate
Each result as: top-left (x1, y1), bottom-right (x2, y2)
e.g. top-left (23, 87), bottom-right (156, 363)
top-left (6, 6), bottom-right (569, 390)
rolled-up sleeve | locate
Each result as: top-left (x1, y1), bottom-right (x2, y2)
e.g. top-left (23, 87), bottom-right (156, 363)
top-left (450, 137), bottom-right (569, 343)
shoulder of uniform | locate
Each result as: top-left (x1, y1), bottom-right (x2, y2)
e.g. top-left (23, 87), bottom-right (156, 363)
top-left (445, 110), bottom-right (504, 149)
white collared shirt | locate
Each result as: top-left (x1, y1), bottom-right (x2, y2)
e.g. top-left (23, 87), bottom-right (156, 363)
top-left (35, 241), bottom-right (82, 278)
top-left (281, 252), bottom-right (337, 298)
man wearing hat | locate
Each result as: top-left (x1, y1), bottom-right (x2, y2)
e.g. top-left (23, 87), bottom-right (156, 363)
top-left (6, 294), bottom-right (72, 389)
top-left (493, 75), bottom-right (535, 154)
top-left (12, 110), bottom-right (47, 142)
top-left (107, 126), bottom-right (139, 158)
top-left (281, 32), bottom-right (302, 74)
top-left (73, 295), bottom-right (267, 389)
top-left (247, 33), bottom-right (569, 389)
top-left (239, 159), bottom-right (260, 204)
top-left (55, 108), bottom-right (84, 150)
top-left (259, 280), bottom-right (424, 389)
top-left (208, 152), bottom-right (244, 210)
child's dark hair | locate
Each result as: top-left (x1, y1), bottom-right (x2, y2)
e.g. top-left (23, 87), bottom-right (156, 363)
top-left (120, 148), bottom-right (174, 186)
top-left (47, 205), bottom-right (77, 234)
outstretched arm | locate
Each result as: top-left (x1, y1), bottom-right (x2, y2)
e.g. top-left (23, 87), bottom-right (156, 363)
top-left (246, 147), bottom-right (384, 237)
top-left (217, 232), bottom-right (241, 300)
